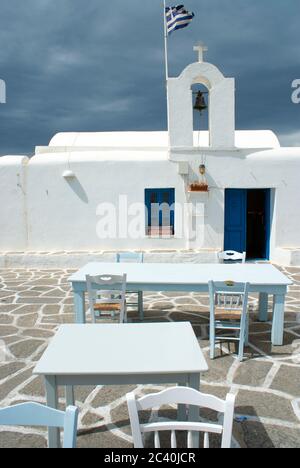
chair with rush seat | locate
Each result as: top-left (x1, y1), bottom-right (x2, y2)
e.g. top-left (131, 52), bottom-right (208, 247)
top-left (208, 280), bottom-right (250, 361)
top-left (116, 252), bottom-right (144, 320)
top-left (86, 274), bottom-right (127, 323)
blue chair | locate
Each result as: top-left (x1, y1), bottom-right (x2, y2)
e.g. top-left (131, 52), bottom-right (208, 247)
top-left (209, 281), bottom-right (250, 361)
top-left (116, 252), bottom-right (144, 321)
top-left (0, 402), bottom-right (78, 448)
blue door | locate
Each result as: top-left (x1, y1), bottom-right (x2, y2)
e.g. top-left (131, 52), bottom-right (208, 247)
top-left (224, 189), bottom-right (247, 253)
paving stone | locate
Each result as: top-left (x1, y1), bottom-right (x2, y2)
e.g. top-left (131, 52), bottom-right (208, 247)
top-left (77, 426), bottom-right (131, 448)
top-left (20, 328), bottom-right (54, 339)
top-left (16, 297), bottom-right (61, 304)
top-left (92, 385), bottom-right (136, 408)
top-left (0, 432), bottom-right (47, 449)
top-left (0, 305), bottom-right (20, 313)
top-left (16, 313), bottom-right (38, 328)
top-left (0, 314), bottom-right (14, 325)
top-left (9, 339), bottom-right (44, 359)
top-left (0, 368), bottom-right (34, 401)
top-left (149, 302), bottom-right (174, 310)
top-left (174, 298), bottom-right (198, 305)
top-left (18, 291), bottom-right (42, 297)
top-left (0, 325), bottom-right (18, 336)
top-left (111, 400), bottom-right (150, 437)
top-left (21, 376), bottom-right (63, 398)
top-left (236, 390), bottom-right (297, 422)
top-left (236, 420), bottom-right (300, 448)
top-left (176, 305), bottom-right (210, 314)
top-left (11, 305), bottom-right (42, 315)
top-left (74, 386), bottom-right (97, 403)
top-left (42, 289), bottom-right (66, 297)
top-left (0, 362), bottom-right (26, 381)
top-left (81, 411), bottom-right (103, 426)
top-left (169, 311), bottom-right (208, 323)
top-left (41, 314), bottom-right (74, 324)
top-left (270, 365), bottom-right (300, 396)
top-left (42, 305), bottom-right (61, 315)
top-left (202, 353), bottom-right (235, 384)
top-left (233, 360), bottom-right (273, 386)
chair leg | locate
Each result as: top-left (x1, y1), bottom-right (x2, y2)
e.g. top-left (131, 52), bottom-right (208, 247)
top-left (138, 291), bottom-right (144, 321)
top-left (244, 315), bottom-right (249, 347)
top-left (210, 325), bottom-right (216, 360)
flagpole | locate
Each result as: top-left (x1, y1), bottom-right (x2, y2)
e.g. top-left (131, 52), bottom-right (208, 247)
top-left (163, 0), bottom-right (169, 82)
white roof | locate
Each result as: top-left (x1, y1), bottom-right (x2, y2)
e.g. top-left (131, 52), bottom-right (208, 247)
top-left (49, 130), bottom-right (281, 150)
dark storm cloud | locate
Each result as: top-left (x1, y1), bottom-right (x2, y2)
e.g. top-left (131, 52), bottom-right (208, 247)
top-left (0, 0), bottom-right (299, 154)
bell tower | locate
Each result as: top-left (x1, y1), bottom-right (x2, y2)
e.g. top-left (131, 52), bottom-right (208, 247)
top-left (167, 44), bottom-right (235, 149)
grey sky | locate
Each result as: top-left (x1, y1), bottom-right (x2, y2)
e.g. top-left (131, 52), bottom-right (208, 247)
top-left (0, 0), bottom-right (299, 155)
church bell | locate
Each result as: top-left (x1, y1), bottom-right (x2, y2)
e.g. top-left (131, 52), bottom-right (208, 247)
top-left (193, 91), bottom-right (207, 113)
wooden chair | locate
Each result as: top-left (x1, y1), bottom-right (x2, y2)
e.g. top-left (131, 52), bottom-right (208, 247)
top-left (116, 252), bottom-right (144, 320)
top-left (0, 402), bottom-right (78, 448)
top-left (218, 250), bottom-right (246, 263)
top-left (209, 281), bottom-right (250, 361)
top-left (86, 274), bottom-right (127, 323)
top-left (127, 386), bottom-right (236, 449)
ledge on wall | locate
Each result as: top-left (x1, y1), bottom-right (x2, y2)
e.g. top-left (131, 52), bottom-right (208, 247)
top-left (273, 248), bottom-right (300, 267)
top-left (0, 250), bottom-right (220, 269)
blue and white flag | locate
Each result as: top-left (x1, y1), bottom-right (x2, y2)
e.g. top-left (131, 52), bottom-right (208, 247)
top-left (165, 5), bottom-right (195, 35)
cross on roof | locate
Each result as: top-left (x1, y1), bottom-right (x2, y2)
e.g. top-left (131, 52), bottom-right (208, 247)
top-left (193, 44), bottom-right (208, 63)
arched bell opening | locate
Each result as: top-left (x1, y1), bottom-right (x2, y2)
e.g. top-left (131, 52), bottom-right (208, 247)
top-left (191, 83), bottom-right (209, 148)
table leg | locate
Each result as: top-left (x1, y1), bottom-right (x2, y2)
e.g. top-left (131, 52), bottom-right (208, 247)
top-left (272, 294), bottom-right (285, 346)
top-left (45, 375), bottom-right (60, 449)
top-left (66, 386), bottom-right (75, 407)
top-left (138, 291), bottom-right (144, 321)
top-left (258, 293), bottom-right (269, 322)
top-left (177, 381), bottom-right (187, 421)
top-left (73, 285), bottom-right (86, 324)
top-left (188, 373), bottom-right (200, 448)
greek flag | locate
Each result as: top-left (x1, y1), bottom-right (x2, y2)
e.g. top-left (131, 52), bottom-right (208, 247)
top-left (165, 5), bottom-right (195, 35)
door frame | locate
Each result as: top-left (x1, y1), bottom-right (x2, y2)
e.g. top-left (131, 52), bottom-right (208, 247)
top-left (224, 188), bottom-right (271, 260)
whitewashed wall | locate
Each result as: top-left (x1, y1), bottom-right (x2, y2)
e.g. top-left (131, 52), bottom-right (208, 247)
top-left (0, 141), bottom-right (300, 266)
top-left (0, 156), bottom-right (28, 251)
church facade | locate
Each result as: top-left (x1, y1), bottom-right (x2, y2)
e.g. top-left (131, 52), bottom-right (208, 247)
top-left (0, 47), bottom-right (299, 267)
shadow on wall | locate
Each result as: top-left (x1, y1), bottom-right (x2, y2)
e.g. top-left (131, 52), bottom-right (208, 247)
top-left (65, 177), bottom-right (89, 204)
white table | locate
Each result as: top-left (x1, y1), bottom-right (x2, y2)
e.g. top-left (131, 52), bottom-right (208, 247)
top-left (69, 262), bottom-right (292, 346)
top-left (34, 322), bottom-right (208, 448)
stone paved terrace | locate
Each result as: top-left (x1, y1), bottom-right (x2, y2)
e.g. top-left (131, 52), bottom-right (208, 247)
top-left (0, 266), bottom-right (299, 449)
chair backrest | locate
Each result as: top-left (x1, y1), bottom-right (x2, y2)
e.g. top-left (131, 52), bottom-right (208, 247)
top-left (116, 252), bottom-right (144, 263)
top-left (0, 402), bottom-right (78, 448)
top-left (127, 387), bottom-right (235, 449)
top-left (208, 280), bottom-right (249, 314)
top-left (86, 274), bottom-right (127, 322)
top-left (218, 251), bottom-right (246, 264)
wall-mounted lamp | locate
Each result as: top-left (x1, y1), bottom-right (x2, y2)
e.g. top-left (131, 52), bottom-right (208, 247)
top-left (62, 170), bottom-right (76, 179)
top-left (199, 164), bottom-right (206, 175)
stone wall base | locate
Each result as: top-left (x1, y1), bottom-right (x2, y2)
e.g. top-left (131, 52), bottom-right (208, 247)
top-left (0, 250), bottom-right (218, 269)
top-left (0, 248), bottom-right (298, 269)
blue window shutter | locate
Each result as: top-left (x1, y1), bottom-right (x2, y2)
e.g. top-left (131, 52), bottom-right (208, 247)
top-left (145, 188), bottom-right (175, 234)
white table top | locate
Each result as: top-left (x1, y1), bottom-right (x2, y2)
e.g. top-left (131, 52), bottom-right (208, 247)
top-left (34, 323), bottom-right (208, 376)
top-left (69, 262), bottom-right (292, 287)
